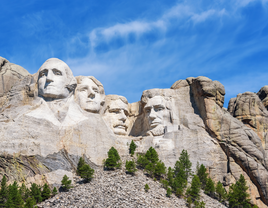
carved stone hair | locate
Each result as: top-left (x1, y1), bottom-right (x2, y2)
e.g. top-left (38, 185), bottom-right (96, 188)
top-left (76, 76), bottom-right (105, 95)
top-left (141, 89), bottom-right (172, 110)
top-left (101, 95), bottom-right (128, 114)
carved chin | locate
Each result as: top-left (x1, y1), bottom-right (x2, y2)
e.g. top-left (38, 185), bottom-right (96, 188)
top-left (149, 125), bottom-right (165, 136)
top-left (113, 127), bottom-right (127, 135)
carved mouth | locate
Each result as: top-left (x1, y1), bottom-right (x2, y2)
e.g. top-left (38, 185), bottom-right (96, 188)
top-left (150, 121), bottom-right (161, 127)
top-left (114, 124), bottom-right (127, 130)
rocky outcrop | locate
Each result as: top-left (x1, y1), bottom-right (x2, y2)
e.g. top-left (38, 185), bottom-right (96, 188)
top-left (38, 167), bottom-right (227, 208)
top-left (0, 57), bottom-right (30, 106)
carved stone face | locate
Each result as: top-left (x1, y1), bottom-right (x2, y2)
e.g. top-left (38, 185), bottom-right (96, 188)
top-left (38, 59), bottom-right (70, 99)
top-left (144, 96), bottom-right (170, 132)
top-left (76, 77), bottom-right (103, 113)
top-left (103, 98), bottom-right (129, 135)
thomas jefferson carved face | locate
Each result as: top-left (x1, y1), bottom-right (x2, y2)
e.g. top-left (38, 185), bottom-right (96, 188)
top-left (144, 96), bottom-right (170, 135)
top-left (38, 58), bottom-right (75, 100)
top-left (75, 76), bottom-right (105, 113)
top-left (102, 96), bottom-right (129, 135)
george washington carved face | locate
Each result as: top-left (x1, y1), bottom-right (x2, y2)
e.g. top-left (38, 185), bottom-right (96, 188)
top-left (38, 58), bottom-right (76, 101)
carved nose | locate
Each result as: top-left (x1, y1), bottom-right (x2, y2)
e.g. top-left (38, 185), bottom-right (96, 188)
top-left (88, 88), bottom-right (95, 99)
top-left (46, 71), bottom-right (54, 82)
top-left (119, 111), bottom-right (127, 121)
top-left (149, 109), bottom-right (157, 120)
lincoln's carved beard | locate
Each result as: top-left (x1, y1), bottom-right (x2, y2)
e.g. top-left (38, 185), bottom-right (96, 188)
top-left (148, 124), bottom-right (165, 136)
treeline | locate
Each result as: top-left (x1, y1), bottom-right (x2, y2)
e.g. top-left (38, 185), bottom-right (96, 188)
top-left (0, 140), bottom-right (259, 208)
top-left (103, 141), bottom-right (258, 208)
top-left (0, 175), bottom-right (57, 208)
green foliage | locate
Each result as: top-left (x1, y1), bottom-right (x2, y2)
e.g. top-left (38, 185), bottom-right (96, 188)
top-left (52, 187), bottom-right (58, 196)
top-left (186, 196), bottom-right (192, 208)
top-left (136, 154), bottom-right (149, 169)
top-left (204, 177), bottom-right (215, 197)
top-left (196, 163), bottom-right (208, 189)
top-left (125, 160), bottom-right (137, 175)
top-left (79, 164), bottom-right (95, 182)
top-left (41, 183), bottom-right (51, 201)
top-left (61, 175), bottom-right (72, 191)
top-left (129, 140), bottom-right (137, 156)
top-left (187, 175), bottom-right (201, 201)
top-left (166, 187), bottom-right (172, 197)
top-left (174, 150), bottom-right (192, 181)
top-left (19, 183), bottom-right (29, 202)
top-left (0, 175), bottom-right (8, 207)
top-left (252, 205), bottom-right (259, 208)
top-left (160, 179), bottom-right (169, 189)
top-left (7, 181), bottom-right (24, 208)
top-left (228, 174), bottom-right (251, 208)
top-left (145, 163), bottom-right (155, 177)
top-left (145, 147), bottom-right (159, 164)
top-left (144, 184), bottom-right (150, 192)
top-left (194, 200), bottom-right (206, 208)
top-left (77, 157), bottom-right (86, 176)
top-left (104, 147), bottom-right (121, 169)
top-left (167, 167), bottom-right (174, 186)
top-left (215, 181), bottom-right (227, 202)
top-left (30, 183), bottom-right (42, 204)
top-left (23, 197), bottom-right (36, 208)
top-left (154, 161), bottom-right (166, 178)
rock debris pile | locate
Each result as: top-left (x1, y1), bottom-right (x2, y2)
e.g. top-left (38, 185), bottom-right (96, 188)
top-left (38, 169), bottom-right (226, 208)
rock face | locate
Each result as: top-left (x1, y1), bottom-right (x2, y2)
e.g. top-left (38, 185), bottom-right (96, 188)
top-left (0, 57), bottom-right (30, 106)
top-left (0, 57), bottom-right (268, 207)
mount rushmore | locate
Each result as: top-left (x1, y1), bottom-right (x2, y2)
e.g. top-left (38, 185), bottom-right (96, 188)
top-left (1, 56), bottom-right (268, 207)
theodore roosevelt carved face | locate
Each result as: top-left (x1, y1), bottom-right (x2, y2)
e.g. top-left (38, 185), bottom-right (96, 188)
top-left (75, 76), bottom-right (105, 113)
top-left (102, 95), bottom-right (129, 135)
top-left (38, 58), bottom-right (76, 101)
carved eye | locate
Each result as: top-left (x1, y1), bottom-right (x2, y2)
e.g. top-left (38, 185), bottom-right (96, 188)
top-left (39, 70), bottom-right (47, 77)
top-left (93, 88), bottom-right (99, 93)
top-left (145, 108), bottom-right (151, 114)
top-left (155, 107), bottom-right (164, 112)
top-left (110, 109), bottom-right (120, 114)
top-left (53, 69), bottom-right (62, 76)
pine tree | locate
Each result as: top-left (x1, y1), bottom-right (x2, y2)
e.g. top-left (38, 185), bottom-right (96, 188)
top-left (129, 140), bottom-right (137, 156)
top-left (194, 200), bottom-right (206, 208)
top-left (52, 187), bottom-right (58, 196)
top-left (154, 161), bottom-right (166, 178)
top-left (160, 179), bottom-right (169, 189)
top-left (30, 183), bottom-right (42, 203)
top-left (6, 181), bottom-right (24, 208)
top-left (166, 187), bottom-right (172, 197)
top-left (104, 147), bottom-right (121, 169)
top-left (77, 157), bottom-right (86, 176)
top-left (186, 196), bottom-right (192, 208)
top-left (23, 197), bottom-right (36, 208)
top-left (19, 183), bottom-right (28, 202)
top-left (61, 175), bottom-right (72, 191)
top-left (125, 160), bottom-right (137, 175)
top-left (215, 181), bottom-right (227, 202)
top-left (145, 162), bottom-right (155, 177)
top-left (196, 163), bottom-right (208, 189)
top-left (188, 175), bottom-right (201, 201)
top-left (174, 149), bottom-right (192, 181)
top-left (0, 175), bottom-right (8, 207)
top-left (204, 177), bottom-right (215, 197)
top-left (79, 164), bottom-right (95, 182)
top-left (228, 174), bottom-right (251, 208)
top-left (145, 147), bottom-right (159, 164)
top-left (167, 167), bottom-right (174, 187)
top-left (136, 154), bottom-right (149, 169)
top-left (144, 184), bottom-right (150, 192)
top-left (41, 183), bottom-right (51, 201)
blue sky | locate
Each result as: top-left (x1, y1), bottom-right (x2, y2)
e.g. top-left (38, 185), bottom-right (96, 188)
top-left (1, 0), bottom-right (268, 107)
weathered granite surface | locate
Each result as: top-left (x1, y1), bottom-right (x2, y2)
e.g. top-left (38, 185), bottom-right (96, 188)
top-left (0, 57), bottom-right (268, 207)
